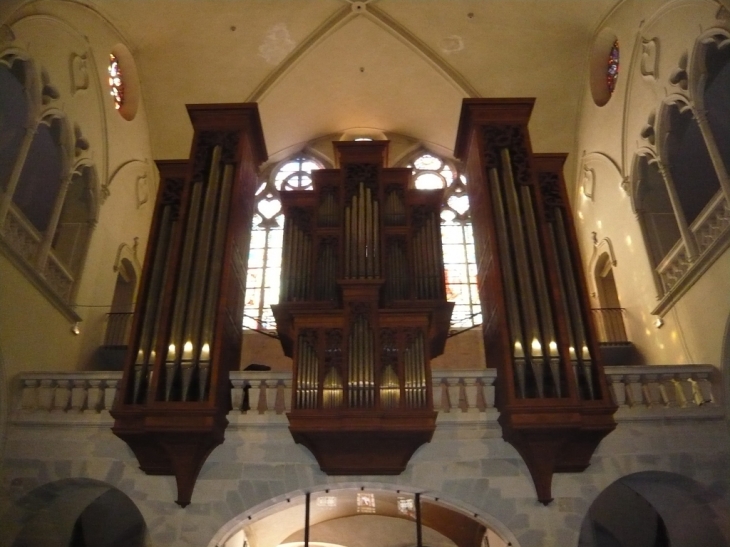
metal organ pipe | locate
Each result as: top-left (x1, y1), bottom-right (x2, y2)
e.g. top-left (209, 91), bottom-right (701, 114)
top-left (181, 146), bottom-right (224, 401)
top-left (488, 167), bottom-right (527, 398)
top-left (197, 163), bottom-right (234, 401)
top-left (165, 172), bottom-right (206, 401)
top-left (133, 204), bottom-right (174, 404)
top-left (553, 209), bottom-right (595, 399)
top-left (520, 186), bottom-right (560, 397)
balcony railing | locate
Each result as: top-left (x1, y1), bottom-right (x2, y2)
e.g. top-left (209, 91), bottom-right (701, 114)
top-left (12, 366), bottom-right (723, 422)
top-left (591, 308), bottom-right (628, 344)
top-left (103, 312), bottom-right (134, 347)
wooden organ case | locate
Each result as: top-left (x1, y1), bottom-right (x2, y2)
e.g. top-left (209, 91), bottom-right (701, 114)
top-left (273, 141), bottom-right (454, 475)
top-left (454, 99), bottom-right (617, 504)
top-left (112, 104), bottom-right (267, 507)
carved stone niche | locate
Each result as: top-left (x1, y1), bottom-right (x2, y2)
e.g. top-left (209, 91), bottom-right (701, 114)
top-left (454, 99), bottom-right (616, 504)
top-left (273, 140), bottom-right (453, 475)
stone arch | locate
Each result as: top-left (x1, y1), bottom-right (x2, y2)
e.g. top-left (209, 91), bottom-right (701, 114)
top-left (578, 471), bottom-right (730, 547)
top-left (207, 484), bottom-right (520, 547)
top-left (0, 478), bottom-right (146, 547)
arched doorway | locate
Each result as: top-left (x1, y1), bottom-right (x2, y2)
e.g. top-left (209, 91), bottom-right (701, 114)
top-left (209, 486), bottom-right (516, 547)
top-left (578, 471), bottom-right (730, 547)
top-left (2, 478), bottom-right (146, 547)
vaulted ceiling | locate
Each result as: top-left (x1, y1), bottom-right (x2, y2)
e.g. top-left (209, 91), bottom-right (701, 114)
top-left (6, 0), bottom-right (621, 180)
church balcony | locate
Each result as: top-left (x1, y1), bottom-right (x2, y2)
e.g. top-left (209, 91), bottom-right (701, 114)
top-left (11, 366), bottom-right (723, 426)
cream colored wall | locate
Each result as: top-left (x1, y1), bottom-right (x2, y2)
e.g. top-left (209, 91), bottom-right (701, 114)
top-left (0, 2), bottom-right (155, 381)
top-left (573, 0), bottom-right (730, 367)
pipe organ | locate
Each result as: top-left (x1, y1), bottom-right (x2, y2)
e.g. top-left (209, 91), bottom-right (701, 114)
top-left (454, 99), bottom-right (616, 504)
top-left (274, 141), bottom-right (453, 475)
top-left (112, 104), bottom-right (268, 507)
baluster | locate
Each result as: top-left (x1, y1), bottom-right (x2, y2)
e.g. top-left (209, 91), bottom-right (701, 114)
top-left (52, 380), bottom-right (71, 412)
top-left (265, 380), bottom-right (277, 414)
top-left (693, 372), bottom-right (714, 404)
top-left (658, 374), bottom-right (676, 407)
top-left (38, 379), bottom-right (54, 411)
top-left (257, 381), bottom-right (268, 414)
top-left (484, 372), bottom-right (496, 408)
top-left (70, 379), bottom-right (87, 412)
top-left (438, 379), bottom-right (451, 412)
top-left (675, 374), bottom-right (693, 407)
top-left (86, 380), bottom-right (103, 413)
top-left (642, 374), bottom-right (661, 408)
top-left (103, 379), bottom-right (119, 412)
top-left (447, 378), bottom-right (459, 413)
top-left (20, 379), bottom-right (39, 411)
top-left (607, 374), bottom-right (625, 407)
top-left (624, 374), bottom-right (643, 407)
top-left (458, 379), bottom-right (468, 412)
top-left (275, 382), bottom-right (286, 414)
top-left (463, 377), bottom-right (481, 413)
top-left (231, 379), bottom-right (245, 413)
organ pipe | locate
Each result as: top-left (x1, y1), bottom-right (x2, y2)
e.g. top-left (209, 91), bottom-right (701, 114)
top-left (165, 180), bottom-right (205, 401)
top-left (197, 163), bottom-right (234, 400)
top-left (500, 149), bottom-right (540, 344)
top-left (521, 185), bottom-right (560, 397)
top-left (132, 203), bottom-right (174, 404)
top-left (488, 167), bottom-right (527, 397)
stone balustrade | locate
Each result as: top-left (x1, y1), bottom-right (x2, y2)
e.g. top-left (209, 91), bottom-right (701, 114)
top-left (12, 365), bottom-right (723, 424)
top-left (604, 365), bottom-right (723, 419)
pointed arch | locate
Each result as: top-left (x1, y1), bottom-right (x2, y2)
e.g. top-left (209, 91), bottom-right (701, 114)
top-left (243, 152), bottom-right (325, 330)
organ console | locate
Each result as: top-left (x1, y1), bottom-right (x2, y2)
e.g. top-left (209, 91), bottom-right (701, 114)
top-left (273, 140), bottom-right (454, 475)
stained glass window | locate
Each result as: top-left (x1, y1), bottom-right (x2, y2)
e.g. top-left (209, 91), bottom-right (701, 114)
top-left (243, 156), bottom-right (320, 330)
top-left (408, 152), bottom-right (481, 329)
top-left (108, 54), bottom-right (124, 110)
top-left (607, 40), bottom-right (619, 94)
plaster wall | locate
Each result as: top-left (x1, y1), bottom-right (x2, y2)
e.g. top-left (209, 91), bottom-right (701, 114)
top-left (572, 0), bottom-right (730, 367)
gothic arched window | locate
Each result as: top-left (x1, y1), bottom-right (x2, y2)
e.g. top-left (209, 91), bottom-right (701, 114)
top-left (407, 152), bottom-right (481, 329)
top-left (108, 53), bottom-right (124, 110)
top-left (0, 52), bottom-right (97, 307)
top-left (243, 155), bottom-right (322, 330)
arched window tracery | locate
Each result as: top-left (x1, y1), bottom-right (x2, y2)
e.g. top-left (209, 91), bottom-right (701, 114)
top-left (0, 51), bottom-right (97, 309)
top-left (406, 151), bottom-right (480, 329)
top-left (243, 155), bottom-right (323, 331)
top-left (631, 29), bottom-right (730, 308)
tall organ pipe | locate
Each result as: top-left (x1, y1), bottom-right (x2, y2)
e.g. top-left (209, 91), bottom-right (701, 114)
top-left (488, 167), bottom-right (527, 397)
top-left (554, 209), bottom-right (595, 399)
top-left (181, 147), bottom-right (223, 400)
top-left (197, 163), bottom-right (234, 401)
top-left (165, 179), bottom-right (205, 401)
top-left (132, 205), bottom-right (174, 403)
top-left (500, 149), bottom-right (540, 343)
top-left (345, 208), bottom-right (351, 278)
top-left (520, 186), bottom-right (559, 395)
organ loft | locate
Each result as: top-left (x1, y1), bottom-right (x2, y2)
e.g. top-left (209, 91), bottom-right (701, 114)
top-left (113, 100), bottom-right (616, 508)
